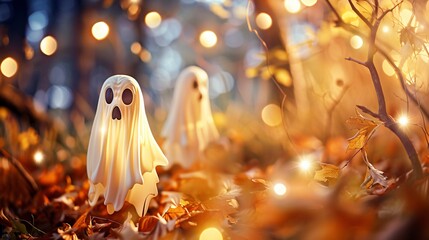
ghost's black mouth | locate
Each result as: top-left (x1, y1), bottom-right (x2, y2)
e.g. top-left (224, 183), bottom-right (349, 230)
top-left (112, 106), bottom-right (122, 120)
top-left (198, 92), bottom-right (203, 101)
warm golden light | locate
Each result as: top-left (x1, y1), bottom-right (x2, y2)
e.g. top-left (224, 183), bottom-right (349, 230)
top-left (399, 9), bottom-right (414, 26)
top-left (284, 0), bottom-right (301, 13)
top-left (382, 60), bottom-right (395, 77)
top-left (139, 49), bottom-right (152, 62)
top-left (298, 156), bottom-right (312, 172)
top-left (397, 115), bottom-right (409, 127)
top-left (145, 11), bottom-right (162, 29)
top-left (130, 42), bottom-right (142, 54)
top-left (199, 227), bottom-right (223, 240)
top-left (33, 150), bottom-right (44, 164)
top-left (350, 35), bottom-right (363, 49)
top-left (301, 0), bottom-right (318, 7)
top-left (40, 36), bottom-right (58, 56)
top-left (199, 30), bottom-right (218, 48)
top-left (92, 21), bottom-right (109, 40)
top-left (273, 182), bottom-right (287, 196)
top-left (382, 25), bottom-right (390, 33)
top-left (261, 104), bottom-right (282, 127)
top-left (255, 12), bottom-right (272, 30)
top-left (0, 57), bottom-right (18, 78)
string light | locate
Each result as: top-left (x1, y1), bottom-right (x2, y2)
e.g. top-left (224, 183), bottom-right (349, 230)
top-left (40, 36), bottom-right (58, 56)
top-left (0, 57), bottom-right (18, 78)
top-left (91, 21), bottom-right (109, 40)
top-left (255, 12), bottom-right (272, 30)
top-left (34, 150), bottom-right (44, 164)
top-left (145, 11), bottom-right (162, 29)
top-left (273, 182), bottom-right (287, 196)
top-left (199, 227), bottom-right (223, 240)
top-left (284, 0), bottom-right (301, 13)
top-left (199, 30), bottom-right (217, 48)
top-left (350, 35), bottom-right (363, 49)
top-left (397, 114), bottom-right (409, 127)
top-left (261, 104), bottom-right (282, 127)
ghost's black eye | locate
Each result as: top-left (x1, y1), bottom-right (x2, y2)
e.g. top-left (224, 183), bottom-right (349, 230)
top-left (193, 79), bottom-right (198, 89)
top-left (105, 88), bottom-right (113, 104)
top-left (122, 88), bottom-right (133, 105)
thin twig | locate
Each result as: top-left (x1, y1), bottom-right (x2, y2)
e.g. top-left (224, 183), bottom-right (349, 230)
top-left (345, 57), bottom-right (367, 66)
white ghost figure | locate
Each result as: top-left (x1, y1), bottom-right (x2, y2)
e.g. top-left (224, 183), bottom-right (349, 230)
top-left (161, 66), bottom-right (219, 168)
top-left (87, 75), bottom-right (168, 217)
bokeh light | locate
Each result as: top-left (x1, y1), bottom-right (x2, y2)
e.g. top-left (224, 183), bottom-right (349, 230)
top-left (0, 57), bottom-right (18, 78)
top-left (199, 30), bottom-right (217, 48)
top-left (130, 42), bottom-right (142, 54)
top-left (199, 227), bottom-right (223, 240)
top-left (382, 60), bottom-right (395, 77)
top-left (33, 150), bottom-right (44, 164)
top-left (261, 104), bottom-right (282, 127)
top-left (145, 11), bottom-right (162, 29)
top-left (301, 0), bottom-right (318, 7)
top-left (255, 12), bottom-right (272, 30)
top-left (40, 36), bottom-right (58, 56)
top-left (350, 35), bottom-right (363, 49)
top-left (284, 0), bottom-right (301, 13)
top-left (273, 182), bottom-right (287, 196)
top-left (91, 21), bottom-right (109, 40)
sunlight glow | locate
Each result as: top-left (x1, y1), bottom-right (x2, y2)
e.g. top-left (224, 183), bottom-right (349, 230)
top-left (199, 227), bottom-right (223, 240)
top-left (284, 0), bottom-right (301, 13)
top-left (0, 57), bottom-right (18, 78)
top-left (91, 21), bottom-right (109, 40)
top-left (298, 157), bottom-right (312, 172)
top-left (397, 115), bottom-right (409, 127)
top-left (273, 182), bottom-right (287, 196)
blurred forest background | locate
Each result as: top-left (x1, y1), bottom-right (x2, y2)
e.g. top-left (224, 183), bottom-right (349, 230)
top-left (1, 0), bottom-right (429, 239)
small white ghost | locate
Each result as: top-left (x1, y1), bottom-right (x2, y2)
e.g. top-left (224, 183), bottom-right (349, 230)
top-left (161, 66), bottom-right (219, 168)
top-left (87, 75), bottom-right (168, 217)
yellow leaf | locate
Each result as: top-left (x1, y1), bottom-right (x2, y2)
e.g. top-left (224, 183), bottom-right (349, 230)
top-left (346, 117), bottom-right (376, 130)
top-left (314, 164), bottom-right (340, 182)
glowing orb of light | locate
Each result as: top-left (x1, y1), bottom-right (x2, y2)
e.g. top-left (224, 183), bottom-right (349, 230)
top-left (34, 150), bottom-right (44, 164)
top-left (261, 104), bottom-right (282, 127)
top-left (284, 0), bottom-right (301, 14)
top-left (91, 21), bottom-right (109, 40)
top-left (0, 57), bottom-right (18, 78)
top-left (397, 115), bottom-right (409, 127)
top-left (199, 30), bottom-right (217, 48)
top-left (145, 11), bottom-right (162, 29)
top-left (40, 36), bottom-right (57, 56)
top-left (255, 12), bottom-right (272, 30)
top-left (199, 227), bottom-right (223, 240)
top-left (350, 35), bottom-right (363, 49)
top-left (273, 182), bottom-right (287, 196)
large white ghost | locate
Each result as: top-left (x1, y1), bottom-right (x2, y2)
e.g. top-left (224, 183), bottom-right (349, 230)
top-left (161, 66), bottom-right (219, 168)
top-left (87, 75), bottom-right (168, 217)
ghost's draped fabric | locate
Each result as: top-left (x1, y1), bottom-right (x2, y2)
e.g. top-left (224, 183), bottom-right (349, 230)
top-left (161, 66), bottom-right (219, 168)
top-left (87, 75), bottom-right (168, 217)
